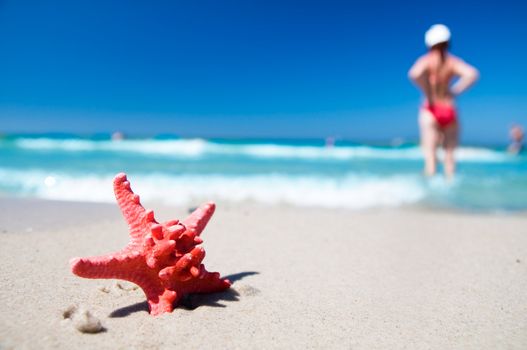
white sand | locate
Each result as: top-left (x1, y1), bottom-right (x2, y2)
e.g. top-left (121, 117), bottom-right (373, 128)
top-left (0, 198), bottom-right (526, 349)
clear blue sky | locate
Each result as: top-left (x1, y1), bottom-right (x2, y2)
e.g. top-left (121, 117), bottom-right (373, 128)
top-left (0, 0), bottom-right (526, 143)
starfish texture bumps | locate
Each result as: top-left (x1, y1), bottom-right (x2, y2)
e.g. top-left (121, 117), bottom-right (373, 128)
top-left (70, 173), bottom-right (231, 316)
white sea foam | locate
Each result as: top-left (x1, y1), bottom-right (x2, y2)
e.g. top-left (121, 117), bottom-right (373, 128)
top-left (15, 138), bottom-right (97, 152)
top-left (0, 168), bottom-right (428, 209)
top-left (14, 138), bottom-right (210, 157)
top-left (12, 137), bottom-right (510, 163)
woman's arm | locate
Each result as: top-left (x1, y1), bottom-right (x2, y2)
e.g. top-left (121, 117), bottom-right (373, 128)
top-left (408, 56), bottom-right (434, 104)
top-left (450, 58), bottom-right (479, 96)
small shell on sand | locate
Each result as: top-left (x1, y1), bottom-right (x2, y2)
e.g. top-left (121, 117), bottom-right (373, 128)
top-left (62, 305), bottom-right (104, 334)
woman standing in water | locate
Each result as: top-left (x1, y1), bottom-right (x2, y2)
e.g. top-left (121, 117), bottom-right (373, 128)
top-left (409, 24), bottom-right (479, 178)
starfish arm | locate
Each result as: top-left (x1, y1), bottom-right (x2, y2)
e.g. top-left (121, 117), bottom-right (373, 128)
top-left (183, 202), bottom-right (215, 236)
top-left (187, 271), bottom-right (231, 294)
top-left (70, 252), bottom-right (141, 281)
top-left (114, 173), bottom-right (156, 243)
top-left (147, 289), bottom-right (178, 316)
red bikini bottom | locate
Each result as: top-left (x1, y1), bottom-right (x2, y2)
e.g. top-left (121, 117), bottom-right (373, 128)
top-left (423, 102), bottom-right (457, 128)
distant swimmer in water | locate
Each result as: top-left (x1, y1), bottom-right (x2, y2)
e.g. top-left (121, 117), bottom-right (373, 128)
top-left (111, 131), bottom-right (125, 141)
top-left (408, 24), bottom-right (479, 178)
top-left (325, 136), bottom-right (336, 148)
top-left (508, 124), bottom-right (524, 155)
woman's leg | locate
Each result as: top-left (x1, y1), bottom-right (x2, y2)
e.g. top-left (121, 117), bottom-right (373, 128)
top-left (419, 110), bottom-right (440, 176)
top-left (442, 122), bottom-right (459, 178)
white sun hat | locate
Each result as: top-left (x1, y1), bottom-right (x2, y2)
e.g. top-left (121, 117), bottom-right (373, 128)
top-left (425, 24), bottom-right (451, 48)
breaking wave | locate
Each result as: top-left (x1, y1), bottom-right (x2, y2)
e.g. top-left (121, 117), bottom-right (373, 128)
top-left (9, 137), bottom-right (511, 163)
top-left (0, 168), bottom-right (429, 209)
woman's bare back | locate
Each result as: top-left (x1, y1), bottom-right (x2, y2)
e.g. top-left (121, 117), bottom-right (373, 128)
top-left (409, 51), bottom-right (478, 106)
top-left (426, 52), bottom-right (457, 105)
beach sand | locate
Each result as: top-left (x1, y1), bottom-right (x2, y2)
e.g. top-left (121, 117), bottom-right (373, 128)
top-left (0, 198), bottom-right (526, 349)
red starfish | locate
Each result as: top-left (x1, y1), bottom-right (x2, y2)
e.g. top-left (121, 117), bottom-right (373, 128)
top-left (70, 173), bottom-right (231, 316)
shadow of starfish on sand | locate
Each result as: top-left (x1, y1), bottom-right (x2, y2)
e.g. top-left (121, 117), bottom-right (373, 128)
top-left (109, 271), bottom-right (260, 317)
top-left (180, 271), bottom-right (260, 310)
top-left (223, 271), bottom-right (259, 283)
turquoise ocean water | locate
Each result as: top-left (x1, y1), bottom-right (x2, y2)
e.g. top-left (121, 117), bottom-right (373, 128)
top-left (0, 134), bottom-right (525, 211)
